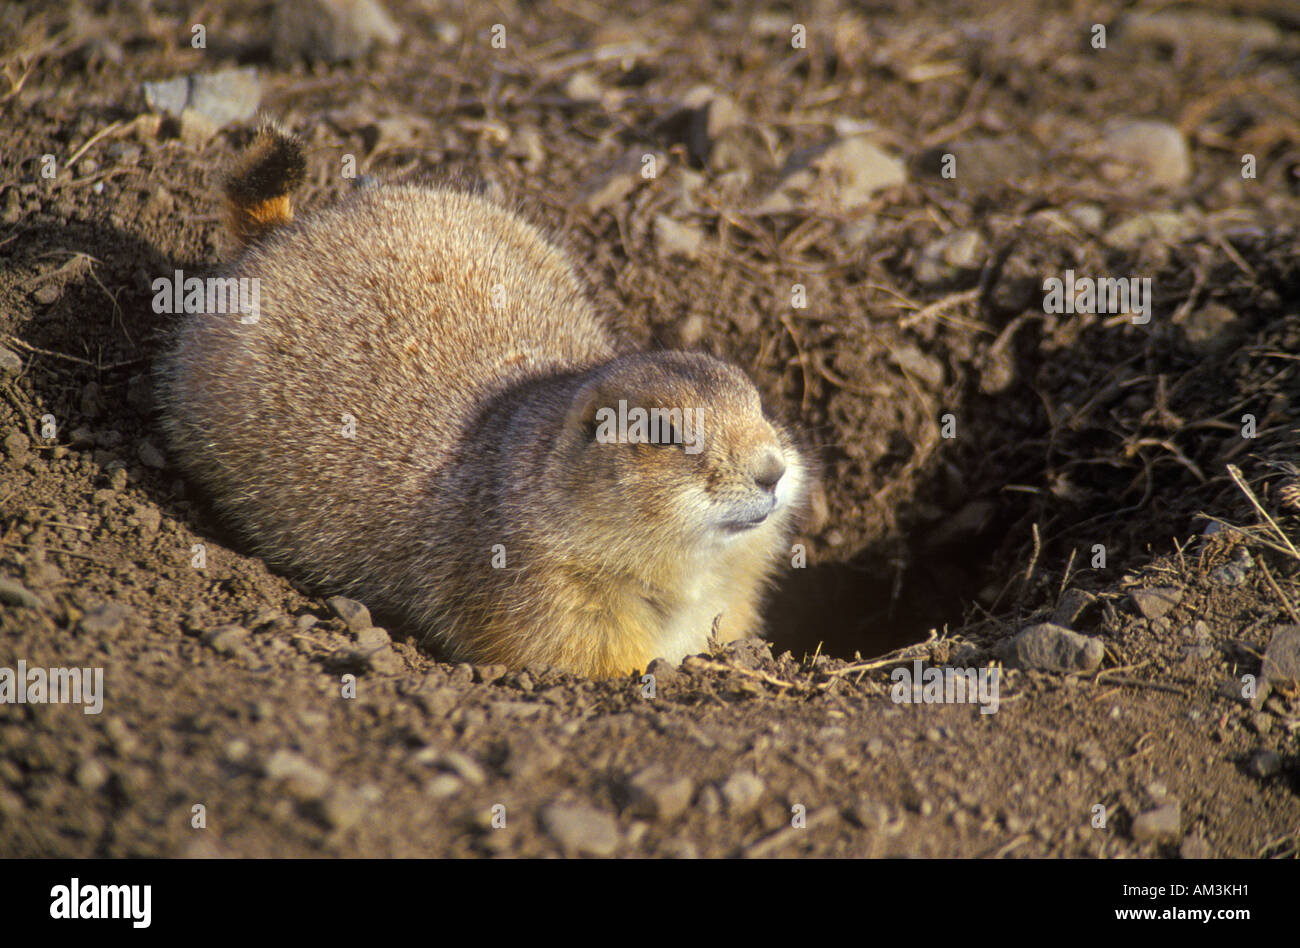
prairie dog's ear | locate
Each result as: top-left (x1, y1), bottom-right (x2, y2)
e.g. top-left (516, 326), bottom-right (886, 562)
top-left (564, 374), bottom-right (613, 442)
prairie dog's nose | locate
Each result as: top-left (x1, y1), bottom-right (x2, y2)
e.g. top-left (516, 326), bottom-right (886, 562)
top-left (752, 449), bottom-right (786, 493)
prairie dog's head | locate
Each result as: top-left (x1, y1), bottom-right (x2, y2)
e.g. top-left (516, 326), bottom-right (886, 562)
top-left (546, 351), bottom-right (808, 560)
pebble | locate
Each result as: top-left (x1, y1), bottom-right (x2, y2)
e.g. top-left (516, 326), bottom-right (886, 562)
top-left (327, 596), bottom-right (372, 633)
top-left (1103, 211), bottom-right (1198, 251)
top-left (1179, 303), bottom-right (1240, 356)
top-left (75, 758), bottom-right (110, 791)
top-left (499, 735), bottom-right (562, 780)
top-left (0, 577), bottom-right (41, 609)
top-left (272, 0), bottom-right (401, 64)
top-left (0, 346), bottom-right (22, 377)
top-left (643, 657), bottom-right (681, 687)
top-left (1247, 750), bottom-right (1282, 779)
top-left (423, 773), bottom-right (462, 799)
top-left (79, 602), bottom-right (134, 636)
top-left (201, 624), bottom-right (250, 656)
top-left (540, 803), bottom-right (620, 856)
top-left (1051, 588), bottom-right (1097, 629)
top-left (625, 765), bottom-right (694, 821)
top-left (137, 441), bottom-right (166, 469)
top-left (1000, 623), bottom-right (1104, 674)
top-left (1097, 120), bottom-right (1191, 189)
top-left (143, 68), bottom-right (262, 128)
top-left (1129, 586), bottom-right (1182, 620)
top-left (759, 135), bottom-right (905, 214)
top-left (264, 750), bottom-right (331, 802)
top-left (32, 284), bottom-right (60, 305)
top-left (436, 750), bottom-right (487, 786)
top-left (720, 771), bottom-right (764, 815)
top-left (654, 214), bottom-right (705, 262)
top-left (913, 229), bottom-right (986, 286)
top-left (1131, 801), bottom-right (1181, 842)
top-left (1261, 626), bottom-right (1300, 686)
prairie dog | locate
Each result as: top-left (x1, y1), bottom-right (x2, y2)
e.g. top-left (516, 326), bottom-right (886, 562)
top-left (157, 122), bottom-right (811, 678)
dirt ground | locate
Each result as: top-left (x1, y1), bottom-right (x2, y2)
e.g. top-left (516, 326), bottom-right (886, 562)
top-left (1, 0), bottom-right (1299, 859)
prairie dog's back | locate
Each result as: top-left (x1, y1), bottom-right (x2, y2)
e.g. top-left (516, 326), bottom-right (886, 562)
top-left (160, 184), bottom-right (615, 592)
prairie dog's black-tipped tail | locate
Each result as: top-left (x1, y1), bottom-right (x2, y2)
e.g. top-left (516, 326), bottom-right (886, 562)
top-left (224, 119), bottom-right (306, 247)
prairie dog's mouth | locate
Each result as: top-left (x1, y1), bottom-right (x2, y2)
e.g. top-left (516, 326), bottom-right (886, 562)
top-left (719, 496), bottom-right (778, 533)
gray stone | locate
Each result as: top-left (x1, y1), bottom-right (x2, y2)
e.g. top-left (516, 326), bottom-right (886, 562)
top-left (626, 765), bottom-right (694, 820)
top-left (720, 770), bottom-right (765, 814)
top-left (79, 602), bottom-right (134, 636)
top-left (914, 229), bottom-right (986, 286)
top-left (1129, 586), bottom-right (1182, 620)
top-left (1103, 211), bottom-right (1198, 251)
top-left (202, 624), bottom-right (250, 655)
top-left (0, 577), bottom-right (41, 609)
top-left (1052, 588), bottom-right (1098, 628)
top-left (143, 68), bottom-right (261, 128)
top-left (137, 441), bottom-right (166, 469)
top-left (1261, 626), bottom-right (1300, 687)
top-left (654, 215), bottom-right (705, 261)
top-left (327, 596), bottom-right (372, 633)
top-left (1247, 750), bottom-right (1282, 779)
top-left (1131, 801), bottom-right (1181, 842)
top-left (540, 803), bottom-right (620, 856)
top-left (759, 135), bottom-right (905, 214)
top-left (272, 0), bottom-right (401, 64)
top-left (1097, 120), bottom-right (1191, 189)
top-left (1000, 623), bottom-right (1104, 674)
top-left (264, 750), bottom-right (331, 801)
top-left (0, 346), bottom-right (22, 377)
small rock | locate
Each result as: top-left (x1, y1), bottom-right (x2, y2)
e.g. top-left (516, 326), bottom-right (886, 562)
top-left (137, 441), bottom-right (166, 469)
top-left (202, 624), bottom-right (250, 655)
top-left (272, 0), bottom-right (401, 64)
top-left (654, 214), bottom-right (705, 261)
top-left (0, 577), bottom-right (41, 609)
top-left (143, 68), bottom-right (261, 128)
top-left (32, 285), bottom-right (60, 305)
top-left (327, 596), bottom-right (372, 633)
top-left (79, 602), bottom-right (134, 636)
top-left (1096, 120), bottom-right (1191, 189)
top-left (3, 431), bottom-right (30, 462)
top-left (643, 657), bottom-right (680, 687)
top-left (1000, 623), bottom-right (1105, 674)
top-left (315, 786), bottom-right (367, 831)
top-left (75, 758), bottom-right (110, 791)
top-left (1179, 302), bottom-right (1240, 356)
top-left (1051, 588), bottom-right (1098, 629)
top-left (1208, 561), bottom-right (1250, 587)
top-left (914, 229), bottom-right (986, 286)
top-left (760, 135), bottom-right (905, 214)
top-left (581, 150), bottom-right (642, 214)
top-left (1179, 834), bottom-right (1212, 859)
top-left (1261, 626), bottom-right (1300, 687)
top-left (720, 771), bottom-right (764, 815)
top-left (540, 803), bottom-right (620, 856)
top-left (1247, 750), bottom-right (1282, 779)
top-left (626, 765), bottom-right (694, 821)
top-left (436, 750), bottom-right (487, 786)
top-left (1103, 211), bottom-right (1197, 251)
top-left (1129, 586), bottom-right (1183, 620)
top-left (423, 773), bottom-right (462, 799)
top-left (0, 347), bottom-right (22, 377)
top-left (474, 664), bottom-right (508, 684)
top-left (264, 749), bottom-right (331, 801)
top-left (498, 735), bottom-right (562, 781)
top-left (1131, 801), bottom-right (1181, 842)
top-left (563, 70), bottom-right (603, 103)
top-left (355, 626), bottom-right (390, 649)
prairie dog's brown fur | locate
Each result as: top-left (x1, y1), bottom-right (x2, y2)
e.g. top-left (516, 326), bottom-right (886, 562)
top-left (158, 124), bottom-right (812, 678)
